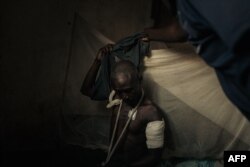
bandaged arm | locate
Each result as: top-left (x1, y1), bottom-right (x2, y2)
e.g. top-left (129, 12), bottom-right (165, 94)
top-left (146, 119), bottom-right (165, 149)
top-left (130, 119), bottom-right (165, 167)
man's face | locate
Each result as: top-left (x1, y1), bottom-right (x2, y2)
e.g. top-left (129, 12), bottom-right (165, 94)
top-left (111, 73), bottom-right (141, 106)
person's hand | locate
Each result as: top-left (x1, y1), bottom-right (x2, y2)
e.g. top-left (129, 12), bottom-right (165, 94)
top-left (140, 34), bottom-right (150, 42)
top-left (96, 44), bottom-right (114, 61)
top-left (140, 36), bottom-right (149, 42)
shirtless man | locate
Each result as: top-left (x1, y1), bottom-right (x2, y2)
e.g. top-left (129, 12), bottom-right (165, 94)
top-left (81, 44), bottom-right (165, 167)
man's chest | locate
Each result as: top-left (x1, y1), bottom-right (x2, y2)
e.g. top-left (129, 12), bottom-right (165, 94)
top-left (112, 105), bottom-right (145, 134)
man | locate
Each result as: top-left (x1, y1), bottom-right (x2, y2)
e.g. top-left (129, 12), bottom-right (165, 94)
top-left (81, 44), bottom-right (165, 167)
top-left (144, 0), bottom-right (250, 120)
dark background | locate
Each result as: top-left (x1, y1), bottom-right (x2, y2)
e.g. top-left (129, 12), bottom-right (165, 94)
top-left (0, 0), bottom-right (75, 165)
top-left (0, 0), bottom-right (173, 166)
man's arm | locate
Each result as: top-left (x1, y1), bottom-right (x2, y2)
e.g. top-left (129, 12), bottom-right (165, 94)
top-left (144, 18), bottom-right (188, 42)
top-left (80, 44), bottom-right (113, 98)
top-left (131, 106), bottom-right (165, 167)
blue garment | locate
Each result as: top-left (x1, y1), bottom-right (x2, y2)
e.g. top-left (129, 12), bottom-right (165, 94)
top-left (89, 32), bottom-right (149, 100)
top-left (177, 0), bottom-right (250, 119)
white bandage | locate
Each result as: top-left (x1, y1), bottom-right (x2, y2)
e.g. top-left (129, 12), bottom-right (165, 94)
top-left (145, 120), bottom-right (165, 149)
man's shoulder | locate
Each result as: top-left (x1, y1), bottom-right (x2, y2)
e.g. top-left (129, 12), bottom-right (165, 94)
top-left (140, 97), bottom-right (155, 109)
top-left (139, 98), bottom-right (162, 121)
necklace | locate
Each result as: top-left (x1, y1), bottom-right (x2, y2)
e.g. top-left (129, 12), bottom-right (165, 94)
top-left (102, 89), bottom-right (144, 166)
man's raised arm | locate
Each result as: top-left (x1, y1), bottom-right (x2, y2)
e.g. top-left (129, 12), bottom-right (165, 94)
top-left (80, 44), bottom-right (113, 98)
top-left (144, 18), bottom-right (187, 42)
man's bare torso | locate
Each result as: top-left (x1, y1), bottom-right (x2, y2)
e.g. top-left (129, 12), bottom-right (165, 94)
top-left (110, 98), bottom-right (161, 162)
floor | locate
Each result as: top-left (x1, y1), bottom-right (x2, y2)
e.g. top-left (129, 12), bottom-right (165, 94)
top-left (1, 145), bottom-right (106, 167)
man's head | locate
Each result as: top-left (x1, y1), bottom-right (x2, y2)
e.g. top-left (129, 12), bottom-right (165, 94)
top-left (110, 60), bottom-right (142, 106)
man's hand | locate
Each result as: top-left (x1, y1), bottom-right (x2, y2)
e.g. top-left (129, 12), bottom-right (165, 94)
top-left (96, 44), bottom-right (114, 61)
top-left (140, 34), bottom-right (150, 42)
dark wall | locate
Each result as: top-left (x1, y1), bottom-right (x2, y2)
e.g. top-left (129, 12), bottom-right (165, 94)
top-left (1, 0), bottom-right (75, 153)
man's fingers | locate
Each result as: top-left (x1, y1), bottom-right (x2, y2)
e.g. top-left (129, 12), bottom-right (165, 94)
top-left (97, 44), bottom-right (114, 60)
top-left (103, 44), bottom-right (114, 53)
top-left (108, 45), bottom-right (113, 53)
top-left (141, 36), bottom-right (149, 42)
top-left (100, 47), bottom-right (108, 54)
